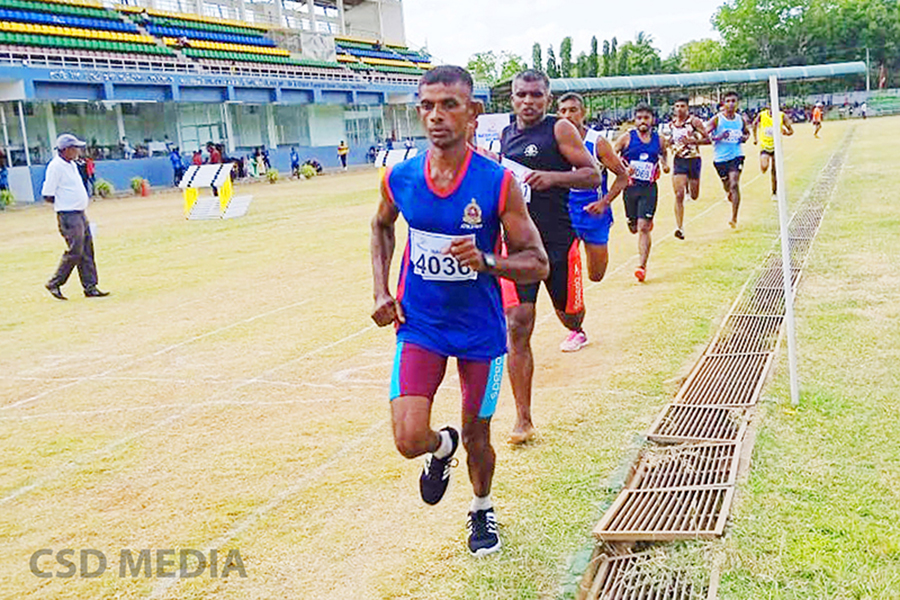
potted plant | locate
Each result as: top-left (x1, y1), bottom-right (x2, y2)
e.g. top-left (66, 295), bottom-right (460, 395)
top-left (266, 168), bottom-right (279, 184)
top-left (94, 179), bottom-right (114, 198)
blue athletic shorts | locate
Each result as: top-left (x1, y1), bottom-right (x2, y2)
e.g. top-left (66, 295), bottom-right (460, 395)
top-left (569, 204), bottom-right (614, 246)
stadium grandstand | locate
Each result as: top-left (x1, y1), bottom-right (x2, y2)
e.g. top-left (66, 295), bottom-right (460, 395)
top-left (0, 0), bottom-right (487, 202)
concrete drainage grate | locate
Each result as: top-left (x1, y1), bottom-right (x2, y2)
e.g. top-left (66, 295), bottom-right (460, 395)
top-left (594, 486), bottom-right (735, 541)
top-left (585, 551), bottom-right (712, 600)
top-left (647, 405), bottom-right (747, 444)
top-left (676, 353), bottom-right (773, 407)
top-left (583, 130), bottom-right (854, 595)
top-left (630, 442), bottom-right (741, 490)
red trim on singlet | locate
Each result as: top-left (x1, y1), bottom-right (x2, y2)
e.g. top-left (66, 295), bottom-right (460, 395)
top-left (498, 240), bottom-right (519, 310)
top-left (498, 169), bottom-right (512, 215)
top-left (396, 242), bottom-right (411, 303)
top-left (424, 148), bottom-right (473, 198)
top-left (565, 238), bottom-right (584, 314)
top-left (383, 166), bottom-right (396, 204)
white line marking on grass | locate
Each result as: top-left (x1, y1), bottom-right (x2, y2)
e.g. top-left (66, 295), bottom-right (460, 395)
top-left (0, 323), bottom-right (379, 505)
top-left (0, 395), bottom-right (368, 421)
top-left (148, 418), bottom-right (389, 600)
top-left (3, 299), bottom-right (311, 410)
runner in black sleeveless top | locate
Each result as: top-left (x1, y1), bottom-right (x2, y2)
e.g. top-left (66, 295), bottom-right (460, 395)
top-left (500, 69), bottom-right (600, 444)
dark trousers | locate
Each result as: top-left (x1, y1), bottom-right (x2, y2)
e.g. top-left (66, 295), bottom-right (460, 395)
top-left (339, 154), bottom-right (347, 168)
top-left (49, 211), bottom-right (98, 290)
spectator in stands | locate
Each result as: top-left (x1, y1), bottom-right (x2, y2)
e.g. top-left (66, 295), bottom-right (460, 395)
top-left (207, 143), bottom-right (222, 164)
top-left (43, 134), bottom-right (109, 300)
top-left (337, 140), bottom-right (350, 171)
top-left (0, 149), bottom-right (8, 192)
top-left (291, 147), bottom-right (300, 178)
top-left (169, 147), bottom-right (185, 187)
top-left (121, 137), bottom-right (134, 160)
top-left (192, 150), bottom-right (203, 166)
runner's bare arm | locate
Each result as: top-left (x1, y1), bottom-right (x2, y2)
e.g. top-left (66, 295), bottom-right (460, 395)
top-left (447, 178), bottom-right (548, 284)
top-left (613, 131), bottom-right (630, 155)
top-left (523, 119), bottom-right (600, 191)
top-left (691, 116), bottom-right (711, 145)
top-left (584, 136), bottom-right (628, 215)
top-left (751, 114), bottom-right (761, 144)
top-left (706, 115), bottom-right (721, 141)
top-left (370, 176), bottom-right (404, 326)
top-left (782, 114), bottom-right (794, 136)
top-left (741, 114), bottom-right (751, 142)
top-left (659, 135), bottom-right (670, 174)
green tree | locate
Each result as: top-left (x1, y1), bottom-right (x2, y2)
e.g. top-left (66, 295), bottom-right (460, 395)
top-left (610, 37), bottom-right (618, 74)
top-left (499, 52), bottom-right (527, 82)
top-left (678, 38), bottom-right (724, 72)
top-left (575, 52), bottom-right (589, 77)
top-left (532, 42), bottom-right (542, 71)
top-left (560, 36), bottom-right (573, 78)
top-left (589, 36), bottom-right (599, 77)
top-left (546, 45), bottom-right (560, 78)
top-left (602, 39), bottom-right (611, 76)
top-left (466, 51), bottom-right (499, 85)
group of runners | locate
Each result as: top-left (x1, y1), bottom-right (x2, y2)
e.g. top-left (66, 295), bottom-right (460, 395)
top-left (369, 65), bottom-right (801, 557)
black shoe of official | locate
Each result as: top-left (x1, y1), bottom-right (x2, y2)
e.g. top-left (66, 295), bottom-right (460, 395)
top-left (467, 508), bottom-right (501, 557)
top-left (419, 426), bottom-right (459, 505)
top-left (84, 288), bottom-right (110, 298)
top-left (45, 283), bottom-right (67, 300)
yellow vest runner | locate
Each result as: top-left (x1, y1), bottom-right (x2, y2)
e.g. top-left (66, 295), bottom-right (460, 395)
top-left (758, 110), bottom-right (784, 152)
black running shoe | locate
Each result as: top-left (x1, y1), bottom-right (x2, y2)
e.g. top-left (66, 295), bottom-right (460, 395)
top-left (419, 426), bottom-right (459, 505)
top-left (467, 508), bottom-right (501, 556)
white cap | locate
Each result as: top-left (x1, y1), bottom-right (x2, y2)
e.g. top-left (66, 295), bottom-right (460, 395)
top-left (56, 133), bottom-right (86, 150)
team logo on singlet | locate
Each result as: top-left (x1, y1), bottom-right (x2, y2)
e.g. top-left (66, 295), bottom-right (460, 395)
top-left (639, 153), bottom-right (649, 160)
top-left (524, 144), bottom-right (539, 157)
top-left (462, 198), bottom-right (483, 229)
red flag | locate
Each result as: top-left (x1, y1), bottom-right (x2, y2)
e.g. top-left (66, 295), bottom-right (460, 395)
top-left (878, 63), bottom-right (887, 89)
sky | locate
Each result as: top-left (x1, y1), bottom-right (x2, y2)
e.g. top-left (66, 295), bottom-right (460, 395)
top-left (402, 0), bottom-right (726, 70)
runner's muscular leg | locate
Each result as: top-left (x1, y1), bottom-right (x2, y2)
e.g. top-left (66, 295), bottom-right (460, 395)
top-left (584, 242), bottom-right (609, 282)
top-left (506, 303), bottom-right (536, 438)
top-left (673, 173), bottom-right (687, 230)
top-left (391, 396), bottom-right (440, 459)
top-left (688, 177), bottom-right (700, 200)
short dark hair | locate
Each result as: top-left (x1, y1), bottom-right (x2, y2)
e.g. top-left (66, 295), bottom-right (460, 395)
top-left (634, 102), bottom-right (654, 116)
top-left (675, 96), bottom-right (690, 105)
top-left (419, 65), bottom-right (473, 93)
top-left (513, 69), bottom-right (550, 90)
top-left (724, 90), bottom-right (740, 100)
top-left (558, 92), bottom-right (586, 107)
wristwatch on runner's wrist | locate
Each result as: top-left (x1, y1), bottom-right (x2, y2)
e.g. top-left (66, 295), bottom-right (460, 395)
top-left (482, 252), bottom-right (497, 271)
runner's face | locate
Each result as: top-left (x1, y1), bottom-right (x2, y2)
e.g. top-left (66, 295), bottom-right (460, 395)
top-left (511, 79), bottom-right (549, 124)
top-left (557, 99), bottom-right (585, 128)
top-left (674, 102), bottom-right (689, 119)
top-left (723, 96), bottom-right (738, 114)
top-left (417, 82), bottom-right (474, 149)
top-left (634, 111), bottom-right (653, 132)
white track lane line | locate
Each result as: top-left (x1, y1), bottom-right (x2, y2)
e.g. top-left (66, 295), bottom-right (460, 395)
top-left (0, 323), bottom-right (377, 505)
top-left (3, 299), bottom-right (311, 410)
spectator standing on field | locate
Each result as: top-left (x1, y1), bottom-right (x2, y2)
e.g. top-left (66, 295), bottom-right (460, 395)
top-left (291, 147), bottom-right (300, 178)
top-left (43, 134), bottom-right (109, 300)
top-left (337, 140), bottom-right (349, 171)
top-left (169, 147), bottom-right (185, 186)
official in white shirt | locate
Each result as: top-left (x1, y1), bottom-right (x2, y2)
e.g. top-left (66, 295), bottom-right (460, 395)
top-left (43, 133), bottom-right (109, 300)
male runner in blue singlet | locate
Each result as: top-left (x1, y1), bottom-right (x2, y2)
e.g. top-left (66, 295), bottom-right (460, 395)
top-left (614, 103), bottom-right (669, 282)
top-left (371, 66), bottom-right (548, 556)
top-left (707, 91), bottom-right (750, 228)
top-left (557, 92), bottom-right (629, 292)
top-left (500, 70), bottom-right (600, 443)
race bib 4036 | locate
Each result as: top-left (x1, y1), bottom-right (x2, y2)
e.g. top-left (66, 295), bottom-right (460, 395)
top-left (409, 228), bottom-right (478, 282)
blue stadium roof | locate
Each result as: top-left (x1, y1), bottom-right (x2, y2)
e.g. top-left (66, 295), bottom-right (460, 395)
top-left (550, 62), bottom-right (867, 94)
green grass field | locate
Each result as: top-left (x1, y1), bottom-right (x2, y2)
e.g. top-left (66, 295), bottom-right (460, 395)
top-left (0, 117), bottom-right (896, 600)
